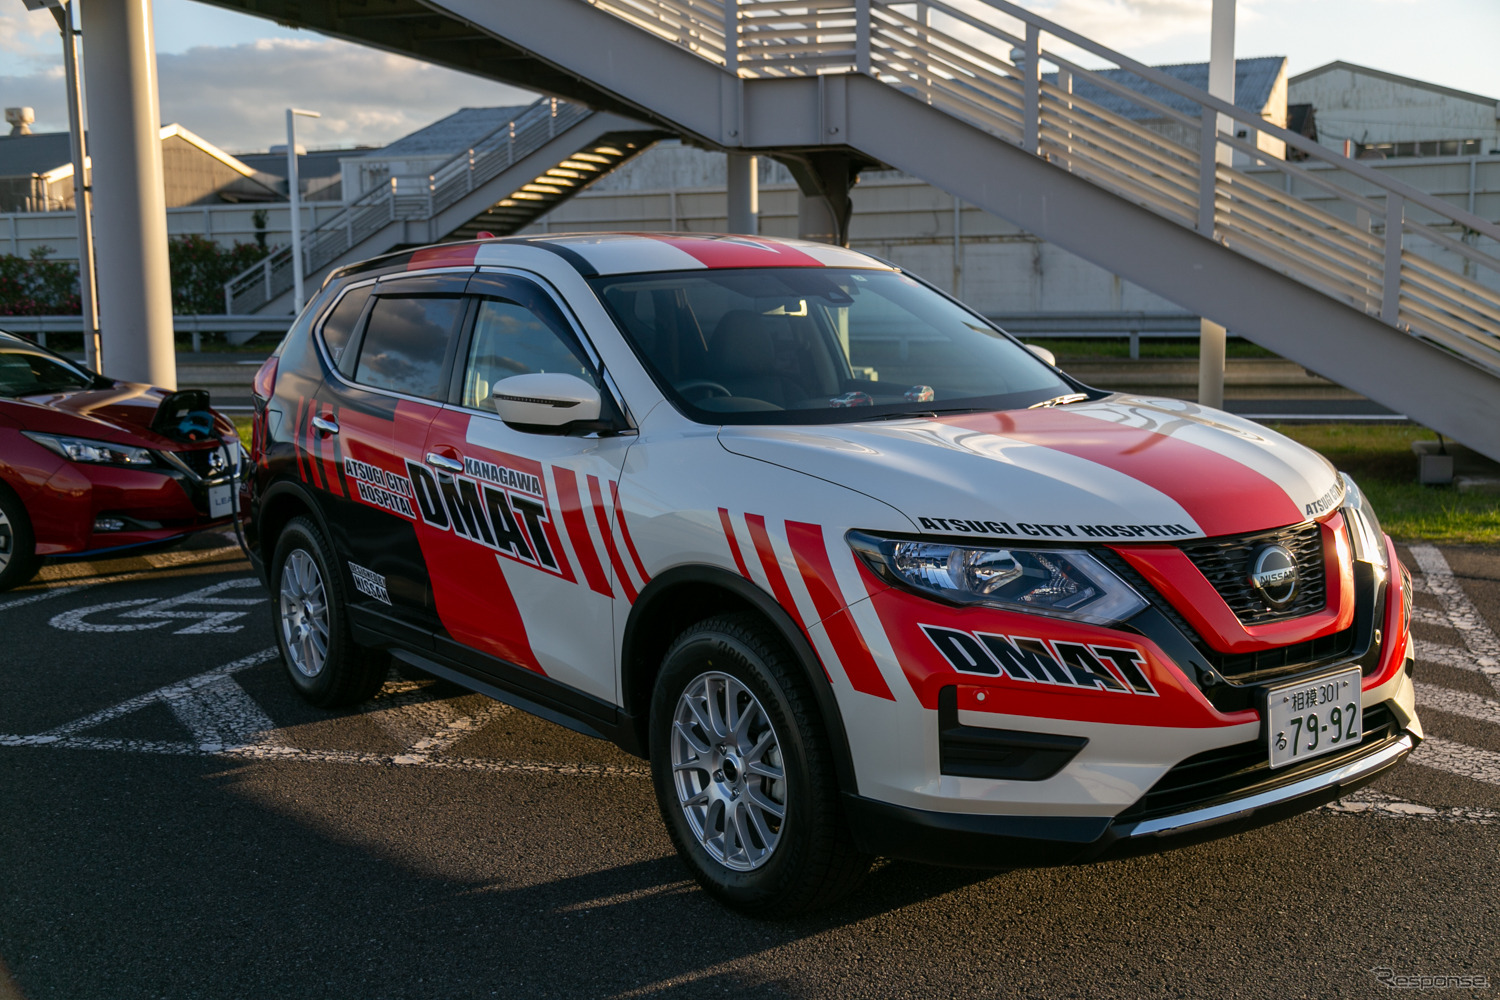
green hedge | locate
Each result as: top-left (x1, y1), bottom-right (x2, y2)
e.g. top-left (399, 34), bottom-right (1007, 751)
top-left (0, 237), bottom-right (270, 317)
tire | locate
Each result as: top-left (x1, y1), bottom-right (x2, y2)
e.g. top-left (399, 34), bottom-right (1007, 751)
top-left (270, 516), bottom-right (388, 707)
top-left (0, 482), bottom-right (39, 593)
top-left (649, 613), bottom-right (870, 917)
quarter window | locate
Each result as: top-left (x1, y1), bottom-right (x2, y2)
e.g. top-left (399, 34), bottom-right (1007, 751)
top-left (353, 295), bottom-right (463, 399)
top-left (321, 283), bottom-right (372, 370)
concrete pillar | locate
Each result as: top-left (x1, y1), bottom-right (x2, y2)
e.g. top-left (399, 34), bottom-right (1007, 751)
top-left (726, 153), bottom-right (758, 235)
top-left (1198, 319), bottom-right (1226, 409)
top-left (81, 0), bottom-right (176, 389)
top-left (797, 194), bottom-right (840, 244)
top-left (1200, 0), bottom-right (1234, 406)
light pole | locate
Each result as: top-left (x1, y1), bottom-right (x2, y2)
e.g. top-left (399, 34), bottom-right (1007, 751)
top-left (285, 107), bottom-right (320, 313)
top-left (24, 0), bottom-right (101, 369)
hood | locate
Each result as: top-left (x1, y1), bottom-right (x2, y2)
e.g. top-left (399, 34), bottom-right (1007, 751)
top-left (718, 396), bottom-right (1343, 542)
top-left (2, 382), bottom-right (234, 448)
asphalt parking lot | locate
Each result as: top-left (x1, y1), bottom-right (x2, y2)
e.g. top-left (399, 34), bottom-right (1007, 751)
top-left (1, 535), bottom-right (1496, 999)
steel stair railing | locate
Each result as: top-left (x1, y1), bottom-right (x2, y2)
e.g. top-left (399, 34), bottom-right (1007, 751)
top-left (583, 0), bottom-right (1500, 379)
top-left (224, 98), bottom-right (594, 314)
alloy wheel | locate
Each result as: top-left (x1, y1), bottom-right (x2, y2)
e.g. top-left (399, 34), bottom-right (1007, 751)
top-left (279, 549), bottom-right (330, 678)
top-left (670, 671), bottom-right (788, 871)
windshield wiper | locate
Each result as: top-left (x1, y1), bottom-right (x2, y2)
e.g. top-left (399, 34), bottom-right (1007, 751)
top-left (1028, 392), bottom-right (1090, 409)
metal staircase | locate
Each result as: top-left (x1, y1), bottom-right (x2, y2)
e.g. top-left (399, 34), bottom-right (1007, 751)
top-left (224, 98), bottom-right (664, 314)
top-left (200, 0), bottom-right (1500, 460)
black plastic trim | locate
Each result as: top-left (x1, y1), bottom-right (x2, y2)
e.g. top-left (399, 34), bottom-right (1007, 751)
top-left (937, 686), bottom-right (1087, 781)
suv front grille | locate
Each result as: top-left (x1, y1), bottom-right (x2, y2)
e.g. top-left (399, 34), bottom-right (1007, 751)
top-left (1179, 521), bottom-right (1326, 625)
top-left (1115, 701), bottom-right (1400, 824)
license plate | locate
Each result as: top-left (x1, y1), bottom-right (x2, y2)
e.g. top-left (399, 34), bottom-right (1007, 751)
top-left (209, 484), bottom-right (235, 518)
top-left (1267, 667), bottom-right (1361, 769)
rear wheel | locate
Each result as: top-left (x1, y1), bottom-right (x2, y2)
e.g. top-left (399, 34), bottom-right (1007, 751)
top-left (270, 516), bottom-right (387, 707)
top-left (0, 483), bottom-right (38, 593)
top-left (649, 613), bottom-right (870, 916)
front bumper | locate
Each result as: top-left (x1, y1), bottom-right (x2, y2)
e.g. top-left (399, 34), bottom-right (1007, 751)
top-left (32, 453), bottom-right (241, 558)
top-left (845, 729), bottom-right (1415, 868)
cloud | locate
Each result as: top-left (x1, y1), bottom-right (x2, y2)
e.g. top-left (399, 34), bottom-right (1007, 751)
top-left (155, 38), bottom-right (539, 152)
top-left (2, 34), bottom-right (538, 152)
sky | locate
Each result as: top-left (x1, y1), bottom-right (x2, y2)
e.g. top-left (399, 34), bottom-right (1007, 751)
top-left (3, 0), bottom-right (1498, 154)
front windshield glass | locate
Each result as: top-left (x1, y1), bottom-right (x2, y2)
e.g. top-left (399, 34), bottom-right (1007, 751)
top-left (0, 340), bottom-right (95, 397)
top-left (589, 267), bottom-right (1073, 424)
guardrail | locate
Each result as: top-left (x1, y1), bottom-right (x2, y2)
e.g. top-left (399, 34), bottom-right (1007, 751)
top-left (586, 0), bottom-right (1500, 379)
top-left (3, 314), bottom-right (291, 349)
top-left (223, 98), bottom-right (593, 314)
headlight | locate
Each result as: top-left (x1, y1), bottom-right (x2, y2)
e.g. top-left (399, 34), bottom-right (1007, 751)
top-left (22, 431), bottom-right (154, 467)
top-left (1339, 472), bottom-right (1388, 575)
top-left (848, 531), bottom-right (1148, 626)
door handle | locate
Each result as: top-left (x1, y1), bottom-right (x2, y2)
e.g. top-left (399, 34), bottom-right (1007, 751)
top-left (311, 415), bottom-right (340, 436)
top-left (425, 452), bottom-right (464, 473)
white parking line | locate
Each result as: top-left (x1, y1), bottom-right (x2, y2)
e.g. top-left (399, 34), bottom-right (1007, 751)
top-left (1415, 683), bottom-right (1500, 727)
top-left (1410, 736), bottom-right (1500, 787)
top-left (0, 647), bottom-right (646, 778)
top-left (1409, 544), bottom-right (1500, 694)
top-left (0, 584), bottom-right (91, 613)
top-left (1327, 789), bottom-right (1500, 825)
top-left (9, 647), bottom-right (279, 745)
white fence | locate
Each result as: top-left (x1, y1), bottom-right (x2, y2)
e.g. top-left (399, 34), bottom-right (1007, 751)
top-left (0, 202), bottom-right (347, 265)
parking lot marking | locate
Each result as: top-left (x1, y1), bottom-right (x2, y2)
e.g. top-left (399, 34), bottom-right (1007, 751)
top-left (0, 584), bottom-right (91, 612)
top-left (48, 578), bottom-right (264, 635)
top-left (360, 674), bottom-right (512, 755)
top-left (0, 649), bottom-right (647, 777)
top-left (1327, 789), bottom-right (1500, 825)
top-left (1411, 606), bottom-right (1454, 628)
top-left (1410, 736), bottom-right (1500, 786)
top-left (1409, 544), bottom-right (1500, 693)
top-left (1415, 683), bottom-right (1500, 727)
top-left (4, 647), bottom-right (281, 744)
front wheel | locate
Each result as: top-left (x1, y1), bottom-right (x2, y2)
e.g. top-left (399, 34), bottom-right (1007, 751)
top-left (270, 516), bottom-right (387, 707)
top-left (0, 483), bottom-right (39, 593)
top-left (649, 613), bottom-right (870, 916)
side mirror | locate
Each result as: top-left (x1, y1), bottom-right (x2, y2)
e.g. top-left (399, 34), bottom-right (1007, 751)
top-left (1025, 344), bottom-right (1057, 367)
top-left (492, 373), bottom-right (603, 433)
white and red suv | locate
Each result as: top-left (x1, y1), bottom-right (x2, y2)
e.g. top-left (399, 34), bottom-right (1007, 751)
top-left (246, 233), bottom-right (1420, 915)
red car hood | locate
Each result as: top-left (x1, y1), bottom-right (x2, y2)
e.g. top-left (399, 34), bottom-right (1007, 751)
top-left (3, 382), bottom-right (233, 448)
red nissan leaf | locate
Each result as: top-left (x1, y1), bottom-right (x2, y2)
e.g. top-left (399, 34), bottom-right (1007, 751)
top-left (0, 329), bottom-right (244, 591)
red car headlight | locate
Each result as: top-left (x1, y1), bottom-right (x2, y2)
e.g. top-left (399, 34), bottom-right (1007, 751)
top-left (22, 431), bottom-right (154, 468)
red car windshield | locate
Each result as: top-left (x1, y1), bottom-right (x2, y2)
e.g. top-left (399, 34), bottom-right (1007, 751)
top-left (0, 342), bottom-right (95, 398)
top-left (589, 267), bottom-right (1074, 424)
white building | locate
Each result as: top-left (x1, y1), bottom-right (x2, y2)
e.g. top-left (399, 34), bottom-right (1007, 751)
top-left (1290, 61), bottom-right (1500, 158)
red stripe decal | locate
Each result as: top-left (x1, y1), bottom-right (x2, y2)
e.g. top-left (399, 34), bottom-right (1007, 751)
top-left (745, 514), bottom-right (805, 630)
top-left (786, 521), bottom-right (895, 700)
top-left (553, 468), bottom-right (613, 598)
top-left (746, 514), bottom-right (833, 683)
top-left (719, 508), bottom-right (752, 579)
top-left (611, 480), bottom-right (651, 586)
top-left (406, 244), bottom-right (479, 270)
top-left (937, 409), bottom-right (1304, 537)
top-left (588, 474), bottom-right (637, 604)
top-left (647, 234), bottom-right (824, 270)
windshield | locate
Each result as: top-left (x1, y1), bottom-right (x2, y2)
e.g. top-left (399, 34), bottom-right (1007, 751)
top-left (589, 267), bottom-right (1074, 424)
top-left (0, 340), bottom-right (96, 397)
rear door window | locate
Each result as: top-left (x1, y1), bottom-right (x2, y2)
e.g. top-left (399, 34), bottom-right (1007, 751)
top-left (353, 295), bottom-right (464, 399)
